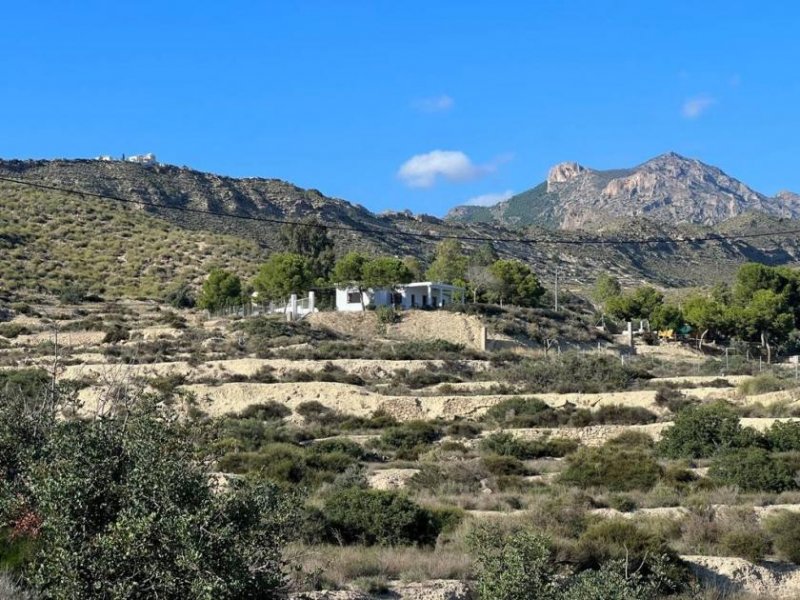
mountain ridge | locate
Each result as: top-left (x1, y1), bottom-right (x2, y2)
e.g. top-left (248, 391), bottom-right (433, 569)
top-left (2, 157), bottom-right (800, 296)
top-left (446, 152), bottom-right (800, 230)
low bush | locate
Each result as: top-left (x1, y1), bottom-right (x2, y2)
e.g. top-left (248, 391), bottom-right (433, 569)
top-left (481, 454), bottom-right (529, 477)
top-left (102, 323), bottom-right (130, 344)
top-left (284, 363), bottom-right (364, 386)
top-left (377, 421), bottom-right (443, 458)
top-left (709, 448), bottom-right (797, 492)
top-left (480, 432), bottom-right (578, 460)
top-left (320, 488), bottom-right (442, 546)
top-left (238, 402), bottom-right (292, 421)
top-left (658, 401), bottom-right (763, 459)
top-left (764, 511), bottom-right (800, 564)
top-left (497, 352), bottom-right (651, 394)
top-left (738, 373), bottom-right (787, 396)
top-left (572, 519), bottom-right (688, 595)
top-left (766, 420), bottom-right (800, 452)
top-left (560, 446), bottom-right (662, 492)
top-left (0, 324), bottom-right (30, 339)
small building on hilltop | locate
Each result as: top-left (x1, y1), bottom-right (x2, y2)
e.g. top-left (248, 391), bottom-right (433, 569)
top-left (127, 153), bottom-right (158, 166)
top-left (335, 281), bottom-right (464, 312)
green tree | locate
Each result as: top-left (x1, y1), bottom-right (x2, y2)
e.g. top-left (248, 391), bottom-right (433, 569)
top-left (331, 252), bottom-right (367, 286)
top-left (278, 217), bottom-right (335, 282)
top-left (425, 240), bottom-right (468, 284)
top-left (197, 269), bottom-right (242, 311)
top-left (649, 304), bottom-right (684, 332)
top-left (605, 286), bottom-right (663, 322)
top-left (362, 257), bottom-right (413, 290)
top-left (252, 253), bottom-right (313, 301)
top-left (683, 294), bottom-right (726, 345)
top-left (402, 256), bottom-right (424, 281)
top-left (470, 242), bottom-right (499, 267)
top-left (487, 260), bottom-right (544, 307)
top-left (593, 274), bottom-right (622, 304)
top-left (732, 289), bottom-right (794, 363)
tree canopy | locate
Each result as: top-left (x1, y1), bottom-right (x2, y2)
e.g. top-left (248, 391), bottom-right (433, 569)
top-left (197, 269), bottom-right (242, 311)
top-left (252, 253), bottom-right (314, 300)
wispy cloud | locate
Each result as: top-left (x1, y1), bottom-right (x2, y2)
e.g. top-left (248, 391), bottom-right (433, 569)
top-left (681, 94), bottom-right (716, 119)
top-left (397, 150), bottom-right (492, 188)
top-left (412, 94), bottom-right (454, 113)
top-left (465, 190), bottom-right (515, 207)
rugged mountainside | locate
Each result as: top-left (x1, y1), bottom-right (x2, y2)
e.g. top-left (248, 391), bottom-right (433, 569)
top-left (2, 157), bottom-right (800, 297)
top-left (447, 152), bottom-right (800, 230)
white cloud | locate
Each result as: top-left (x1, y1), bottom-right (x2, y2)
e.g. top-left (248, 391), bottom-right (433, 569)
top-left (465, 189), bottom-right (515, 206)
top-left (682, 94), bottom-right (716, 119)
top-left (397, 150), bottom-right (489, 188)
top-left (412, 94), bottom-right (454, 113)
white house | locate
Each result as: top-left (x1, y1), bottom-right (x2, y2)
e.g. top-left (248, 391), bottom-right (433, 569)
top-left (336, 281), bottom-right (464, 312)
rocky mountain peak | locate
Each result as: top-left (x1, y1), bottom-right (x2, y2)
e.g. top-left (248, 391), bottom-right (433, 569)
top-left (546, 162), bottom-right (587, 192)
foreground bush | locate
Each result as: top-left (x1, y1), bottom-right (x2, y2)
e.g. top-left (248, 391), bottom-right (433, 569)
top-left (560, 446), bottom-right (662, 492)
top-left (0, 401), bottom-right (295, 599)
top-left (468, 524), bottom-right (684, 600)
top-left (319, 488), bottom-right (442, 546)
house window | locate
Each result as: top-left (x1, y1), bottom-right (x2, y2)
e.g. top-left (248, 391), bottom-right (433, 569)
top-left (347, 291), bottom-right (361, 304)
top-left (411, 294), bottom-right (416, 307)
top-left (422, 295), bottom-right (427, 307)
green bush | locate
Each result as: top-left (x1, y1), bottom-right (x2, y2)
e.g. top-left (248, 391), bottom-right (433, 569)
top-left (764, 511), bottom-right (800, 564)
top-left (0, 324), bottom-right (30, 339)
top-left (320, 488), bottom-right (442, 546)
top-left (658, 401), bottom-right (763, 459)
top-left (469, 526), bottom-right (556, 600)
top-left (480, 432), bottom-right (578, 460)
top-left (237, 402), bottom-right (291, 421)
top-left (377, 421), bottom-right (442, 457)
top-left (560, 446), bottom-right (662, 492)
top-left (481, 455), bottom-right (530, 477)
top-left (720, 528), bottom-right (770, 563)
top-left (709, 448), bottom-right (797, 492)
top-left (102, 323), bottom-right (130, 344)
top-left (499, 352), bottom-right (650, 394)
top-left (738, 373), bottom-right (787, 396)
top-left (766, 420), bottom-right (800, 452)
top-left (573, 519), bottom-right (687, 593)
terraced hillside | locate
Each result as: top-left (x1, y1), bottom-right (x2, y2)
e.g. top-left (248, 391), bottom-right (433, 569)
top-left (5, 297), bottom-right (800, 598)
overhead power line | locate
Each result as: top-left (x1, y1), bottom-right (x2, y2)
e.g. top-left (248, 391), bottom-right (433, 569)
top-left (1, 174), bottom-right (799, 246)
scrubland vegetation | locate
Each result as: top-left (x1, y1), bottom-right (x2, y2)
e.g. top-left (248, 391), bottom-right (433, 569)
top-left (5, 212), bottom-right (800, 598)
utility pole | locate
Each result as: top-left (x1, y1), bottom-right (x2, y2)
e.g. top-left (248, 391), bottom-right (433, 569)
top-left (554, 267), bottom-right (560, 312)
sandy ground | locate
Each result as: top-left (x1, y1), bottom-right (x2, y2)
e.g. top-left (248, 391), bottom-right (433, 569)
top-left (289, 580), bottom-right (470, 600)
top-left (591, 504), bottom-right (800, 522)
top-left (308, 311), bottom-right (486, 351)
top-left (13, 330), bottom-right (106, 348)
top-left (368, 468), bottom-right (420, 490)
top-left (484, 417), bottom-right (800, 447)
top-left (684, 556), bottom-right (800, 599)
top-left (165, 384), bottom-right (665, 421)
top-left (61, 358), bottom-right (490, 383)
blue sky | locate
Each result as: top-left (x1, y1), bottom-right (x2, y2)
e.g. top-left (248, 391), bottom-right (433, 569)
top-left (1, 1), bottom-right (798, 216)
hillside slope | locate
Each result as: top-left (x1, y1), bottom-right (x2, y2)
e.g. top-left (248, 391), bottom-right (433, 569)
top-left (3, 158), bottom-right (800, 296)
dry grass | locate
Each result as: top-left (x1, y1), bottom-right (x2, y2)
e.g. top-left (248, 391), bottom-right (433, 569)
top-left (286, 542), bottom-right (472, 591)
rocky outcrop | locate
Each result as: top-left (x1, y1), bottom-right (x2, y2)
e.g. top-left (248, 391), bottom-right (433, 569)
top-left (546, 161), bottom-right (587, 192)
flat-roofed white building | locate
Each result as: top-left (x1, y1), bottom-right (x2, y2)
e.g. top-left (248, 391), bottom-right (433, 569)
top-left (335, 281), bottom-right (464, 312)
